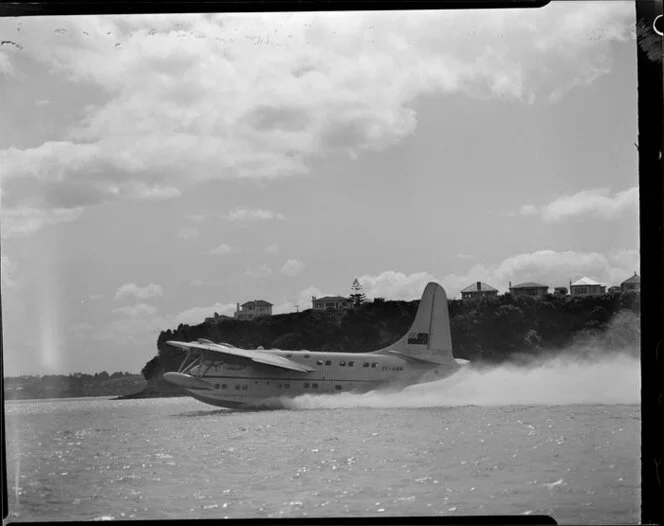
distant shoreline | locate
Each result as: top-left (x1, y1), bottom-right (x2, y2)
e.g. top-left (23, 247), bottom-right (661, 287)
top-left (3, 373), bottom-right (148, 401)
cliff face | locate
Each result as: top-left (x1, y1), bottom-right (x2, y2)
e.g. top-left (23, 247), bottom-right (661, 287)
top-left (134, 292), bottom-right (640, 396)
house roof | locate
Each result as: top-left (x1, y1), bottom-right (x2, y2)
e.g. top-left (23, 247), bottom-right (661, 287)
top-left (460, 282), bottom-right (498, 293)
top-left (314, 296), bottom-right (351, 302)
top-left (621, 272), bottom-right (640, 285)
top-left (241, 300), bottom-right (273, 306)
top-left (571, 277), bottom-right (602, 286)
top-left (510, 282), bottom-right (548, 289)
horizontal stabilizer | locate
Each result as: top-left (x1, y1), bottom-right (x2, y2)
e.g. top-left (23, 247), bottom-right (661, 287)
top-left (167, 340), bottom-right (315, 374)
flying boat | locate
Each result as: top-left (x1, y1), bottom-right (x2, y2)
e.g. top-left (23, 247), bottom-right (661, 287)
top-left (164, 282), bottom-right (469, 408)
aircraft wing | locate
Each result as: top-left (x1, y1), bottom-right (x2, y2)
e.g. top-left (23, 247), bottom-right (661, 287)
top-left (166, 340), bottom-right (315, 374)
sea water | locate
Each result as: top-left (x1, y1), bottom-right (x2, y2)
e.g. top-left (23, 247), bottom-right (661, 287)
top-left (4, 354), bottom-right (640, 524)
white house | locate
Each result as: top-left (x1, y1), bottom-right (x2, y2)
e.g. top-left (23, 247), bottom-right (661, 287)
top-left (234, 300), bottom-right (273, 320)
top-left (312, 295), bottom-right (353, 311)
top-left (570, 277), bottom-right (606, 296)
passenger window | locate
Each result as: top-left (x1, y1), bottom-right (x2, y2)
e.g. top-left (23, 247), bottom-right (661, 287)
top-left (348, 361), bottom-right (354, 367)
top-left (312, 383), bottom-right (318, 388)
top-left (371, 363), bottom-right (377, 368)
top-left (363, 362), bottom-right (369, 367)
top-left (285, 383), bottom-right (290, 389)
top-left (222, 384), bottom-right (227, 389)
top-left (243, 385), bottom-right (248, 390)
top-left (286, 354), bottom-right (292, 358)
top-left (335, 385), bottom-right (342, 391)
top-left (304, 354), bottom-right (310, 359)
top-left (339, 361), bottom-right (346, 366)
top-left (304, 383), bottom-right (310, 388)
top-left (325, 360), bottom-right (331, 366)
top-left (316, 360), bottom-right (324, 366)
top-left (276, 383), bottom-right (282, 388)
top-left (235, 385), bottom-right (241, 390)
top-left (215, 383), bottom-right (220, 389)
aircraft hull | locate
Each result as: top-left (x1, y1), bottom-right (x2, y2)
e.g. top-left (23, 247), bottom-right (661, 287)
top-left (166, 365), bottom-right (461, 410)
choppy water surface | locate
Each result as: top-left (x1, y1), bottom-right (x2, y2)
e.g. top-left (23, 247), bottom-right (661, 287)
top-left (5, 355), bottom-right (640, 524)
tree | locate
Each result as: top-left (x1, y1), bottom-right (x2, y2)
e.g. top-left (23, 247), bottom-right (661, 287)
top-left (350, 278), bottom-right (366, 306)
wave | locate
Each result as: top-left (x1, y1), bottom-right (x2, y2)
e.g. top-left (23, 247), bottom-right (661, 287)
top-left (266, 350), bottom-right (640, 410)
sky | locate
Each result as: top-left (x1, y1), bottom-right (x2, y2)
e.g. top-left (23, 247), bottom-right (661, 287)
top-left (0, 3), bottom-right (639, 376)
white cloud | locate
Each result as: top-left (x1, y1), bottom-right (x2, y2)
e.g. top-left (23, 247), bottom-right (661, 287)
top-left (96, 315), bottom-right (167, 345)
top-left (265, 244), bottom-right (280, 254)
top-left (359, 250), bottom-right (639, 301)
top-left (519, 186), bottom-right (638, 223)
top-left (187, 214), bottom-right (206, 224)
top-left (135, 184), bottom-right (181, 200)
top-left (0, 5), bottom-right (633, 236)
top-left (210, 243), bottom-right (234, 255)
top-left (456, 251), bottom-right (473, 260)
top-left (280, 259), bottom-right (305, 276)
top-left (358, 270), bottom-right (437, 300)
top-left (35, 99), bottom-right (50, 106)
top-left (190, 279), bottom-right (204, 286)
top-left (113, 303), bottom-right (157, 316)
top-left (178, 227), bottom-right (199, 239)
top-left (272, 285), bottom-right (333, 313)
top-left (1, 207), bottom-right (84, 239)
top-left (519, 204), bottom-right (538, 215)
top-left (244, 264), bottom-right (273, 278)
top-left (439, 248), bottom-right (640, 295)
top-left (114, 282), bottom-right (163, 300)
top-left (226, 208), bottom-right (286, 222)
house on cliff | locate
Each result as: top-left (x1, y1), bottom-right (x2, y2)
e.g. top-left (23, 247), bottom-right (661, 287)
top-left (460, 281), bottom-right (498, 300)
top-left (620, 272), bottom-right (640, 292)
top-left (312, 295), bottom-right (353, 311)
top-left (509, 281), bottom-right (549, 298)
top-left (234, 300), bottom-right (273, 320)
top-left (570, 277), bottom-right (606, 296)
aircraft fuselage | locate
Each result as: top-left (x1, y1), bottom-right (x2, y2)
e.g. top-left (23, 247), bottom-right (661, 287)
top-left (170, 349), bottom-right (457, 408)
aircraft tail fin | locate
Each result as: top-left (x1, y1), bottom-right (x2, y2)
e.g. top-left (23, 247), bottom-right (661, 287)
top-left (375, 282), bottom-right (455, 364)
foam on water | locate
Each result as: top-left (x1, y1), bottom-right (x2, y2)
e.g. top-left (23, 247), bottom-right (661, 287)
top-left (276, 351), bottom-right (640, 410)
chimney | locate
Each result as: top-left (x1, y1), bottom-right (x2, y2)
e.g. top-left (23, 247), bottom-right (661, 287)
top-left (236, 302), bottom-right (240, 313)
top-left (509, 281), bottom-right (512, 289)
top-left (476, 281), bottom-right (481, 291)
